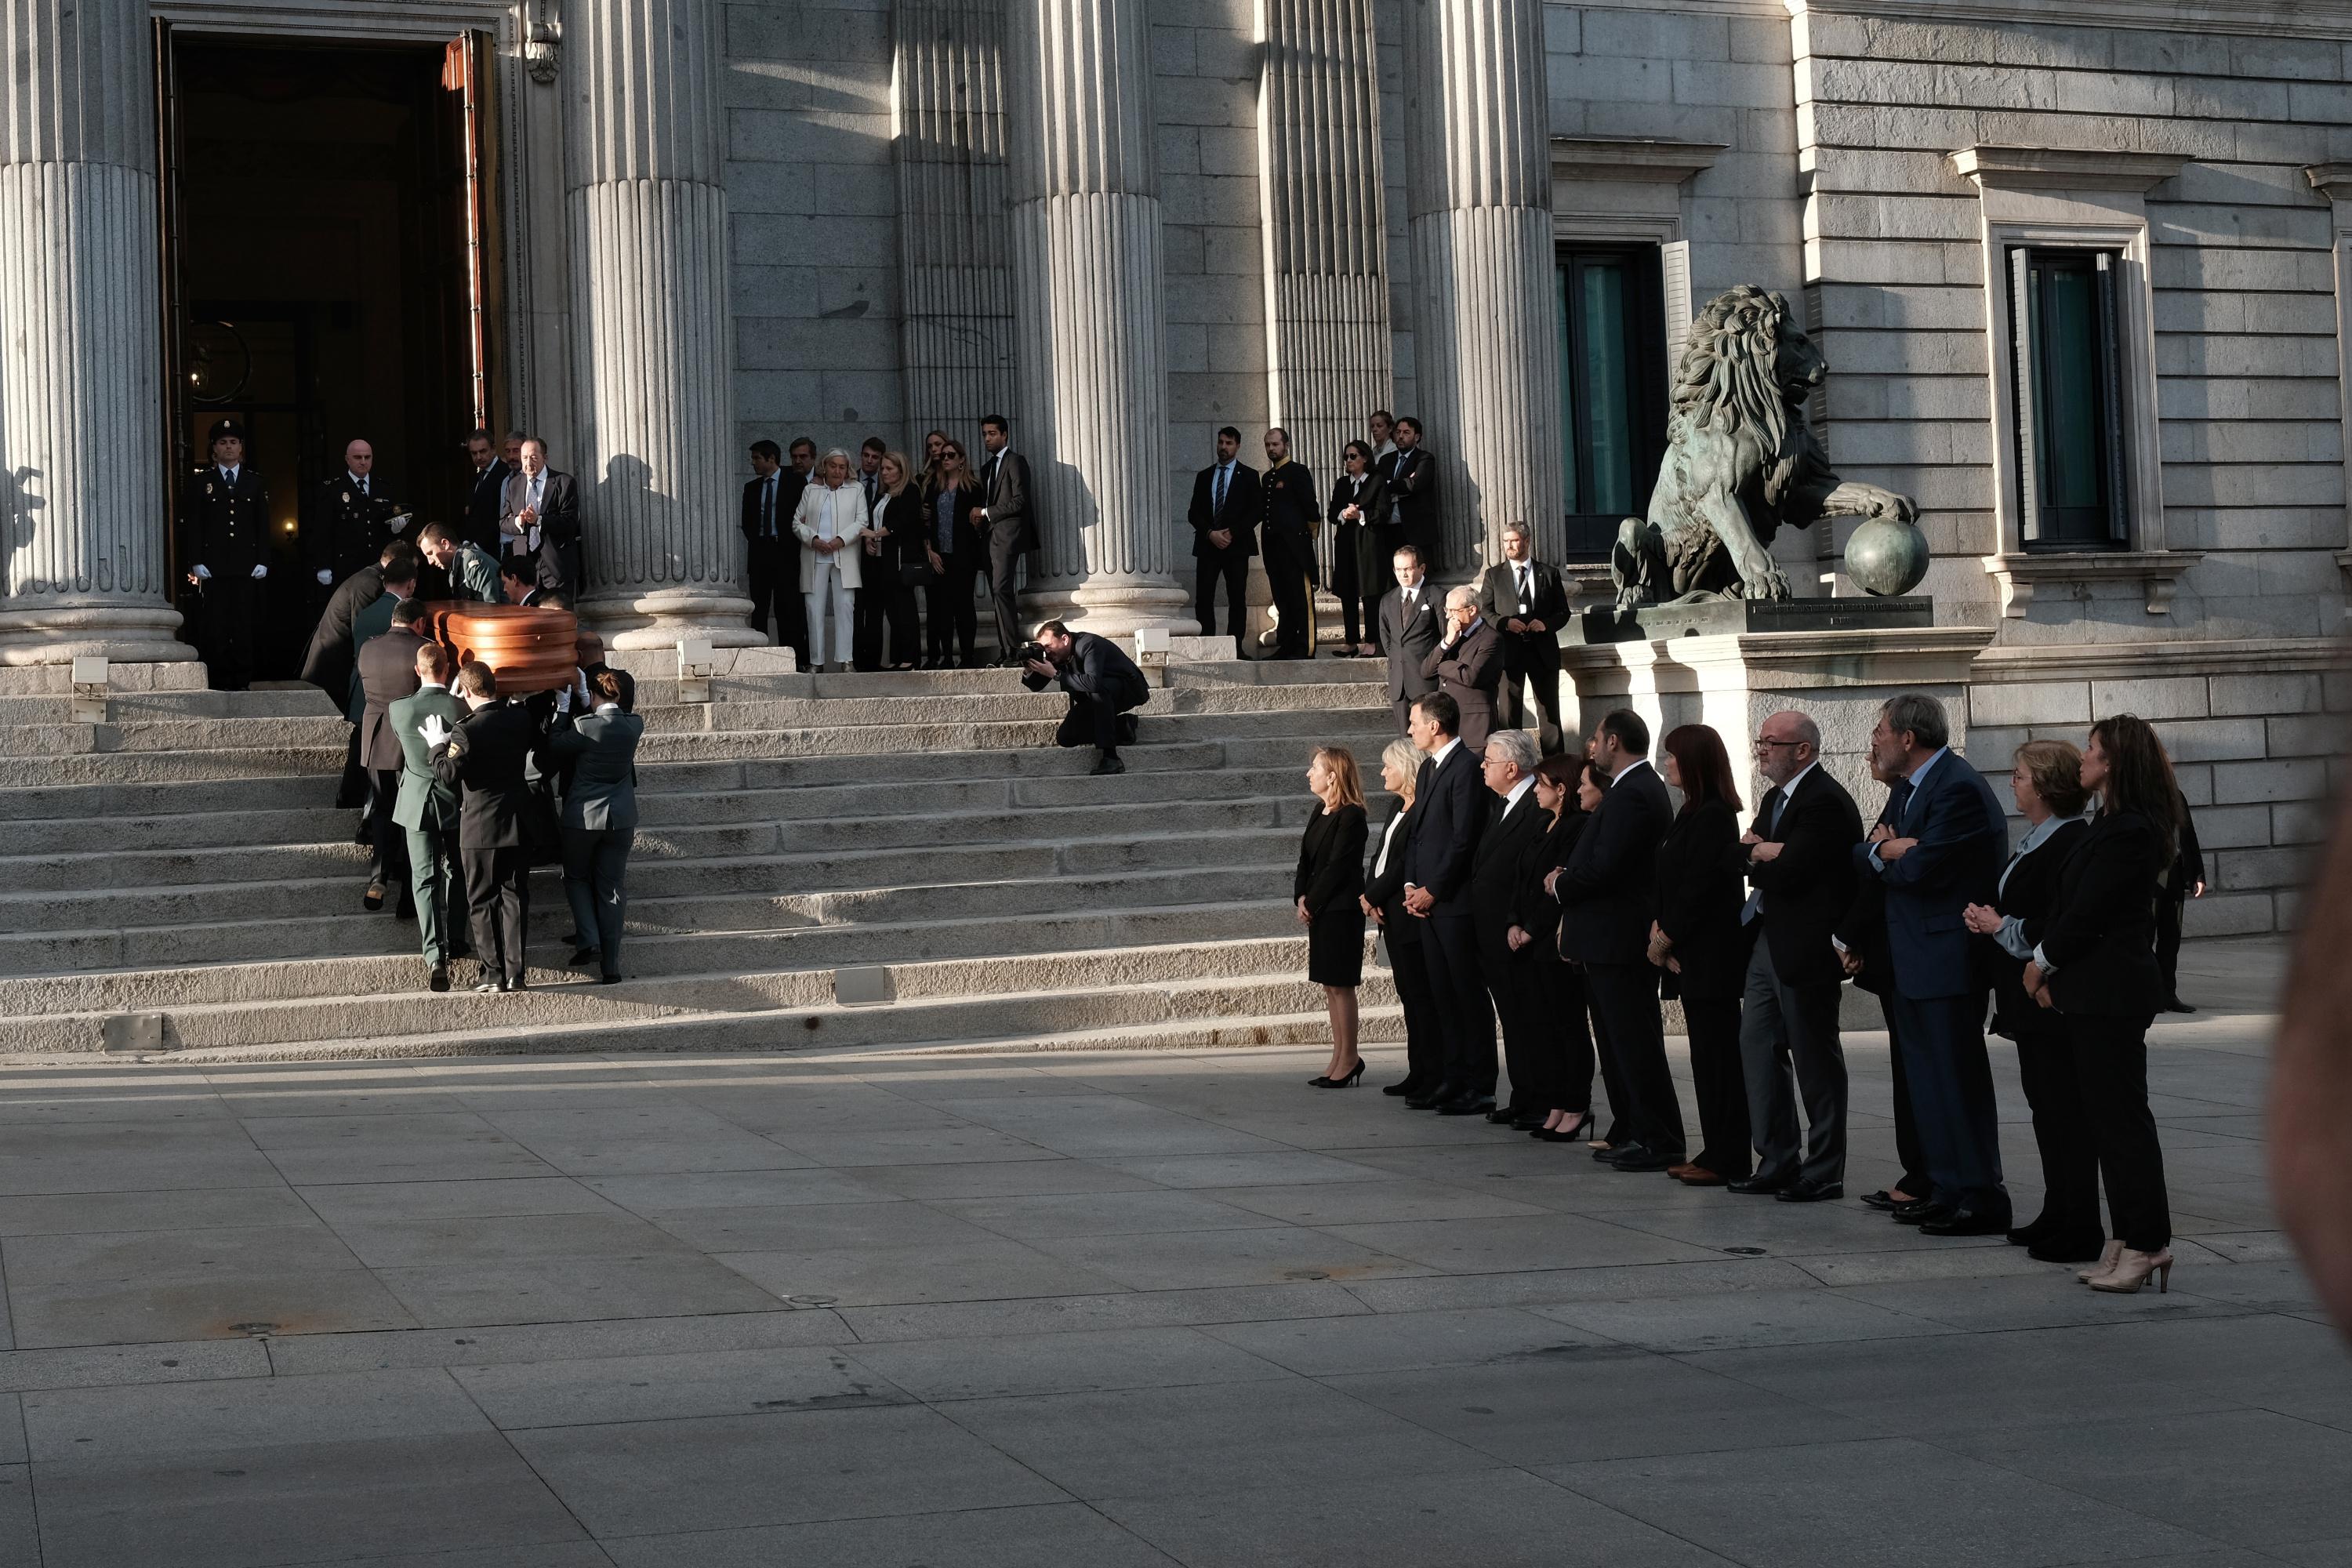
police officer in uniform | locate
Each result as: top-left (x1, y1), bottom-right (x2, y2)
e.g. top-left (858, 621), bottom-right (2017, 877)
top-left (309, 438), bottom-right (409, 592)
top-left (178, 418), bottom-right (272, 690)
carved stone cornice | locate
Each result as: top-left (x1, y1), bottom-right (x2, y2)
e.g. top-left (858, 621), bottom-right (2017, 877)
top-left (1549, 136), bottom-right (1728, 187)
top-left (1949, 146), bottom-right (2186, 195)
top-left (1980, 550), bottom-right (2205, 619)
top-left (1791, 0), bottom-right (2352, 40)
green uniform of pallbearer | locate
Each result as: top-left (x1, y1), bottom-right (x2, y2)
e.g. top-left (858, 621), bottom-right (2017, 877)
top-left (390, 668), bottom-right (470, 989)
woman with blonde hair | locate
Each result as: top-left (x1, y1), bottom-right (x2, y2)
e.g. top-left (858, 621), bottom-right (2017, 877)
top-left (1296, 745), bottom-right (1369, 1087)
top-left (1363, 737), bottom-right (1440, 1097)
top-left (792, 448), bottom-right (868, 672)
top-left (860, 450), bottom-right (923, 670)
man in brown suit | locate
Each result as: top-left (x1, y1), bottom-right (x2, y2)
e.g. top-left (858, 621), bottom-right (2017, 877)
top-left (1423, 584), bottom-right (1502, 750)
top-left (357, 595), bottom-right (430, 916)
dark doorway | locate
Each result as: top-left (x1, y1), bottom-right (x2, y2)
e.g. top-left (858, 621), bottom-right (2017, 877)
top-left (165, 34), bottom-right (498, 680)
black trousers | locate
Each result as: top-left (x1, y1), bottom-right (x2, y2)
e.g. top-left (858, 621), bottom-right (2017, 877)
top-left (986, 522), bottom-right (1025, 657)
top-left (2156, 893), bottom-right (2186, 1004)
top-left (336, 724), bottom-right (369, 810)
top-left (860, 578), bottom-right (919, 667)
top-left (1889, 991), bottom-right (2008, 1218)
top-left (193, 575), bottom-right (259, 690)
top-left (1386, 929), bottom-right (1444, 1092)
top-left (1265, 545), bottom-right (1313, 655)
top-left (366, 767), bottom-right (409, 896)
top-left (1533, 955), bottom-right (1597, 1114)
top-left (1332, 525), bottom-right (1385, 648)
top-left (1479, 938), bottom-right (1544, 1114)
top-left (1053, 692), bottom-right (1140, 756)
top-left (561, 826), bottom-right (632, 980)
top-left (459, 846), bottom-right (531, 985)
top-left (1195, 550), bottom-right (1250, 643)
top-left (1682, 993), bottom-right (1753, 1180)
top-left (746, 538), bottom-right (807, 664)
top-left (1417, 907), bottom-right (1494, 1098)
top-left (2015, 1025), bottom-right (2101, 1238)
top-left (1878, 990), bottom-right (1933, 1202)
top-left (2069, 1012), bottom-right (2170, 1251)
top-left (1739, 941), bottom-right (1848, 1188)
top-left (1585, 960), bottom-right (1685, 1156)
top-left (928, 556), bottom-right (980, 661)
top-left (1497, 652), bottom-right (1566, 755)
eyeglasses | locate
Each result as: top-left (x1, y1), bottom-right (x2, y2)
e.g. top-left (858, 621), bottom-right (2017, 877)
top-left (1753, 738), bottom-right (1806, 752)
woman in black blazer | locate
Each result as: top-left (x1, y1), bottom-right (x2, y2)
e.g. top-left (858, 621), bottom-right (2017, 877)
top-left (2021, 714), bottom-right (2180, 1295)
top-left (1327, 440), bottom-right (1394, 658)
top-left (1363, 739), bottom-right (1441, 1098)
top-left (1297, 745), bottom-right (1370, 1087)
top-left (1965, 740), bottom-right (2096, 1261)
top-left (1523, 753), bottom-right (1599, 1142)
top-left (919, 439), bottom-right (985, 668)
top-left (1649, 724), bottom-right (1751, 1185)
top-left (861, 452), bottom-right (923, 670)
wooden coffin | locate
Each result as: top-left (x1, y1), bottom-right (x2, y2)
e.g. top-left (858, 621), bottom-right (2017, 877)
top-left (419, 603), bottom-right (582, 696)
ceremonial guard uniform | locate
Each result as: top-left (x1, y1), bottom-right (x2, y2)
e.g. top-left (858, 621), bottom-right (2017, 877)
top-left (309, 471), bottom-right (407, 589)
top-left (176, 418), bottom-right (272, 690)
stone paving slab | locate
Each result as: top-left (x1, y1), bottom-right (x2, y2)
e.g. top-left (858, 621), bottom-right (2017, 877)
top-left (0, 936), bottom-right (2343, 1566)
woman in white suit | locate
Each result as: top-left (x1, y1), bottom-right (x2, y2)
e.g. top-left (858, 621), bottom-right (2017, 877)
top-left (793, 448), bottom-right (869, 672)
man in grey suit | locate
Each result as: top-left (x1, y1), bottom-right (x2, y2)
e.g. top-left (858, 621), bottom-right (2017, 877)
top-left (500, 436), bottom-right (583, 597)
top-left (389, 643), bottom-right (470, 991)
top-left (548, 668), bottom-right (645, 983)
top-left (1378, 545), bottom-right (1443, 734)
top-left (972, 413), bottom-right (1036, 665)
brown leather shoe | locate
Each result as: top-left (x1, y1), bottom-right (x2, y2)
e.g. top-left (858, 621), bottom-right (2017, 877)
top-left (1667, 1163), bottom-right (1700, 1178)
top-left (1675, 1167), bottom-right (1726, 1186)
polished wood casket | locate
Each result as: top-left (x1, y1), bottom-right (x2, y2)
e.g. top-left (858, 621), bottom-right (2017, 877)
top-left (416, 603), bottom-right (592, 696)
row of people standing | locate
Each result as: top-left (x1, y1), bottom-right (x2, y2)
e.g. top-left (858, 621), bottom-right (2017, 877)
top-left (1294, 690), bottom-right (2193, 1297)
top-left (741, 421), bottom-right (1035, 672)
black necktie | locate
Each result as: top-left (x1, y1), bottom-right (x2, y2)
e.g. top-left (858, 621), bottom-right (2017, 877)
top-left (1889, 777), bottom-right (1915, 829)
top-left (763, 478), bottom-right (775, 538)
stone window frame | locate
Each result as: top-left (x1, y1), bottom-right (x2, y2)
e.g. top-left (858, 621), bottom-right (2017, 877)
top-left (1951, 145), bottom-right (2201, 618)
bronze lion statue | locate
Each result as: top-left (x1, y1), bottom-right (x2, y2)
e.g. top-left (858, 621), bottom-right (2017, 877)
top-left (1612, 284), bottom-right (1916, 605)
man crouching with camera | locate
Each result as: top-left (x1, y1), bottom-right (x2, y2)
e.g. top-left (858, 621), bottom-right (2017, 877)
top-left (1020, 619), bottom-right (1151, 776)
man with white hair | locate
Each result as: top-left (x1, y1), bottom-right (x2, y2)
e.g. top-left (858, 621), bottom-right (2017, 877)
top-left (1424, 584), bottom-right (1501, 750)
top-left (1472, 727), bottom-right (1552, 1124)
top-left (1733, 709), bottom-right (1864, 1201)
top-left (793, 449), bottom-right (869, 673)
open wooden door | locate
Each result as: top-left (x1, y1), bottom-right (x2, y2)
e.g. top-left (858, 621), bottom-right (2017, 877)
top-left (154, 16), bottom-right (186, 590)
top-left (443, 29), bottom-right (505, 438)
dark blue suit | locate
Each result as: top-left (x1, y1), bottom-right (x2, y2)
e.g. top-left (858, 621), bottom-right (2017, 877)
top-left (1858, 750), bottom-right (2009, 1218)
top-left (1403, 739), bottom-right (1494, 1098)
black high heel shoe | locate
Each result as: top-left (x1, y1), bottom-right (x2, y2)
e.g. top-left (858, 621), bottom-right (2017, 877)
top-left (1534, 1111), bottom-right (1596, 1142)
top-left (1308, 1058), bottom-right (1367, 1089)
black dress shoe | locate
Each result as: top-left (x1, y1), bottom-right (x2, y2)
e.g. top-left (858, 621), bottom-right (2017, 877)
top-left (1920, 1208), bottom-right (2010, 1237)
top-left (1404, 1089), bottom-right (1451, 1110)
top-left (1091, 753), bottom-right (1126, 776)
top-left (570, 946), bottom-right (601, 967)
top-left (1381, 1079), bottom-right (1429, 1098)
top-left (1484, 1107), bottom-right (1519, 1124)
top-left (1859, 1189), bottom-right (1900, 1211)
top-left (1436, 1095), bottom-right (1497, 1116)
top-left (1726, 1173), bottom-right (1791, 1196)
top-left (428, 967), bottom-right (450, 993)
top-left (2026, 1230), bottom-right (2107, 1263)
top-left (2006, 1212), bottom-right (2059, 1247)
top-left (363, 884), bottom-right (385, 912)
top-left (599, 973), bottom-right (622, 985)
top-left (1776, 1180), bottom-right (1843, 1203)
top-left (1510, 1115), bottom-right (1548, 1132)
top-left (1604, 1145), bottom-right (1676, 1172)
top-left (2164, 996), bottom-right (2195, 1014)
top-left (1894, 1202), bottom-right (1955, 1227)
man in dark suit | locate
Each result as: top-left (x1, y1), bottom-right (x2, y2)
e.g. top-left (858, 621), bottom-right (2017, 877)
top-left (1471, 728), bottom-right (1552, 1126)
top-left (1187, 426), bottom-right (1261, 647)
top-left (356, 589), bottom-right (429, 916)
top-left (1399, 691), bottom-right (1494, 1114)
top-left (1378, 546), bottom-right (1442, 734)
top-left (1423, 586), bottom-right (1502, 752)
top-left (423, 662), bottom-right (544, 993)
top-left (308, 438), bottom-right (409, 593)
top-left (499, 563), bottom-right (548, 609)
top-left (499, 437), bottom-right (583, 598)
top-left (1022, 620), bottom-right (1150, 775)
top-left (1733, 710), bottom-right (1864, 1201)
top-left (1837, 746), bottom-right (1935, 1214)
top-left (176, 418), bottom-right (271, 691)
top-left (1856, 691), bottom-right (2011, 1235)
top-left (1551, 707), bottom-right (1684, 1170)
top-left (1259, 427), bottom-right (1319, 659)
top-left (974, 415), bottom-right (1037, 665)
top-left (461, 430), bottom-right (512, 555)
top-left (301, 539), bottom-right (419, 813)
top-left (1475, 522), bottom-right (1570, 755)
top-left (1378, 416), bottom-right (1438, 570)
top-left (742, 438), bottom-right (811, 664)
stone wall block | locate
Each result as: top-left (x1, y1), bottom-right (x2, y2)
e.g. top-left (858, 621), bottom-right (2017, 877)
top-left (2213, 757), bottom-right (2329, 805)
top-left (1968, 680), bottom-right (2090, 728)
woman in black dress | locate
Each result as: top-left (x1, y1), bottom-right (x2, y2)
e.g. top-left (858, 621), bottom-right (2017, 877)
top-left (1649, 724), bottom-right (1751, 1186)
top-left (2022, 714), bottom-right (2182, 1294)
top-left (1964, 739), bottom-right (2096, 1261)
top-left (1523, 753), bottom-right (1599, 1142)
top-left (1296, 745), bottom-right (1370, 1087)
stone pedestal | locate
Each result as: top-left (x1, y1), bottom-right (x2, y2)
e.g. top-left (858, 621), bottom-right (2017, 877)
top-left (0, 5), bottom-right (194, 666)
top-left (1560, 627), bottom-right (1998, 810)
top-left (1004, 0), bottom-right (1191, 637)
top-left (1401, 0), bottom-right (1565, 579)
top-left (564, 0), bottom-right (758, 652)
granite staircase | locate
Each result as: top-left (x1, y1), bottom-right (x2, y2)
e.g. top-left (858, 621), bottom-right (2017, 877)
top-left (0, 657), bottom-right (1404, 1063)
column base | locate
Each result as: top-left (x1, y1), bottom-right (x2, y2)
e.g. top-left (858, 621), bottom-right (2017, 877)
top-left (0, 604), bottom-right (198, 666)
top-left (582, 587), bottom-right (767, 652)
top-left (1020, 578), bottom-right (1196, 640)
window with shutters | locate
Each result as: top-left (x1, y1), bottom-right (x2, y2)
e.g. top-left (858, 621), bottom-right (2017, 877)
top-left (2009, 248), bottom-right (2128, 550)
top-left (1555, 246), bottom-right (1668, 559)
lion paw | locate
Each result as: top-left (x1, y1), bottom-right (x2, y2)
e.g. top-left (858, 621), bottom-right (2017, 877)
top-left (1740, 564), bottom-right (1791, 601)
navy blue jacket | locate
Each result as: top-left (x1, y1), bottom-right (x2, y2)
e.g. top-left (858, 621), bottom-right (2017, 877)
top-left (1856, 750), bottom-right (2008, 1000)
top-left (1402, 741), bottom-right (1485, 906)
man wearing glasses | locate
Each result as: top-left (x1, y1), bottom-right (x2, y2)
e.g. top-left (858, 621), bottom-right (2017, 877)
top-left (1730, 711), bottom-right (1864, 1201)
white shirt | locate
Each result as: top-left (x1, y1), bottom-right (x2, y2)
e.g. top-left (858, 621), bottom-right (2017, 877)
top-left (1501, 775), bottom-right (1536, 813)
top-left (1373, 808), bottom-right (1409, 879)
top-left (348, 470), bottom-right (370, 495)
top-left (1742, 761), bottom-right (1816, 924)
top-left (1398, 579), bottom-right (1425, 612)
top-left (1607, 757), bottom-right (1653, 789)
top-left (1374, 438), bottom-right (1398, 462)
top-left (218, 465), bottom-right (240, 485)
top-left (1430, 735), bottom-right (1461, 773)
top-left (1772, 760), bottom-right (1819, 827)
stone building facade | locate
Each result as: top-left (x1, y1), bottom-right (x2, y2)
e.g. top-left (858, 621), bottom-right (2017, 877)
top-left (0, 0), bottom-right (2345, 932)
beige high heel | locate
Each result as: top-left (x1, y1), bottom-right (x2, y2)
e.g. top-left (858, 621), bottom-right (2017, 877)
top-left (2078, 1240), bottom-right (2122, 1283)
top-left (2087, 1247), bottom-right (2173, 1294)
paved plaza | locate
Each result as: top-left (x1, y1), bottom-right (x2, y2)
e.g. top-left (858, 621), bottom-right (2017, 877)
top-left (0, 937), bottom-right (2343, 1567)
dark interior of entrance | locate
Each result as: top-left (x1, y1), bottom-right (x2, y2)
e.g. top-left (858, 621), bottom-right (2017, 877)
top-left (170, 37), bottom-right (485, 678)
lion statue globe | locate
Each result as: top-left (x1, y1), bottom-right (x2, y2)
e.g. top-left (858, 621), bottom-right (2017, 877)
top-left (1612, 284), bottom-right (1923, 605)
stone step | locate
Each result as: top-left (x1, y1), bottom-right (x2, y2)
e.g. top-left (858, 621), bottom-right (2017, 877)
top-left (0, 744), bottom-right (350, 788)
top-left (637, 681), bottom-right (1385, 734)
top-left (77, 970), bottom-right (1406, 1063)
top-left (4, 938), bottom-right (1394, 1054)
top-left (0, 688), bottom-right (339, 724)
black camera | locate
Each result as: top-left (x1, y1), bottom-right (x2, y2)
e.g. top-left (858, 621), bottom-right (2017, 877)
top-left (1017, 641), bottom-right (1050, 664)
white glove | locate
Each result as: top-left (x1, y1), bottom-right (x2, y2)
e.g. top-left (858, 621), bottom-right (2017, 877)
top-left (554, 685), bottom-right (572, 715)
top-left (418, 714), bottom-right (451, 750)
top-left (388, 513), bottom-right (411, 534)
top-left (575, 667), bottom-right (591, 702)
top-left (194, 564), bottom-right (212, 580)
top-left (315, 568), bottom-right (333, 586)
top-left (250, 564), bottom-right (268, 580)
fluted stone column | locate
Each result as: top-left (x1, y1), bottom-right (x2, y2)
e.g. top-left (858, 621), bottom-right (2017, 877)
top-left (1402, 0), bottom-right (1565, 575)
top-left (0, 4), bottom-right (193, 666)
top-left (565, 0), bottom-right (757, 650)
top-left (893, 0), bottom-right (1018, 447)
top-left (1257, 0), bottom-right (1393, 597)
top-left (1004, 0), bottom-right (1190, 635)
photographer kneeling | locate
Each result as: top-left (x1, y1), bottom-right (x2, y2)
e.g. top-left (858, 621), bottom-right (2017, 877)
top-left (1021, 619), bottom-right (1150, 775)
